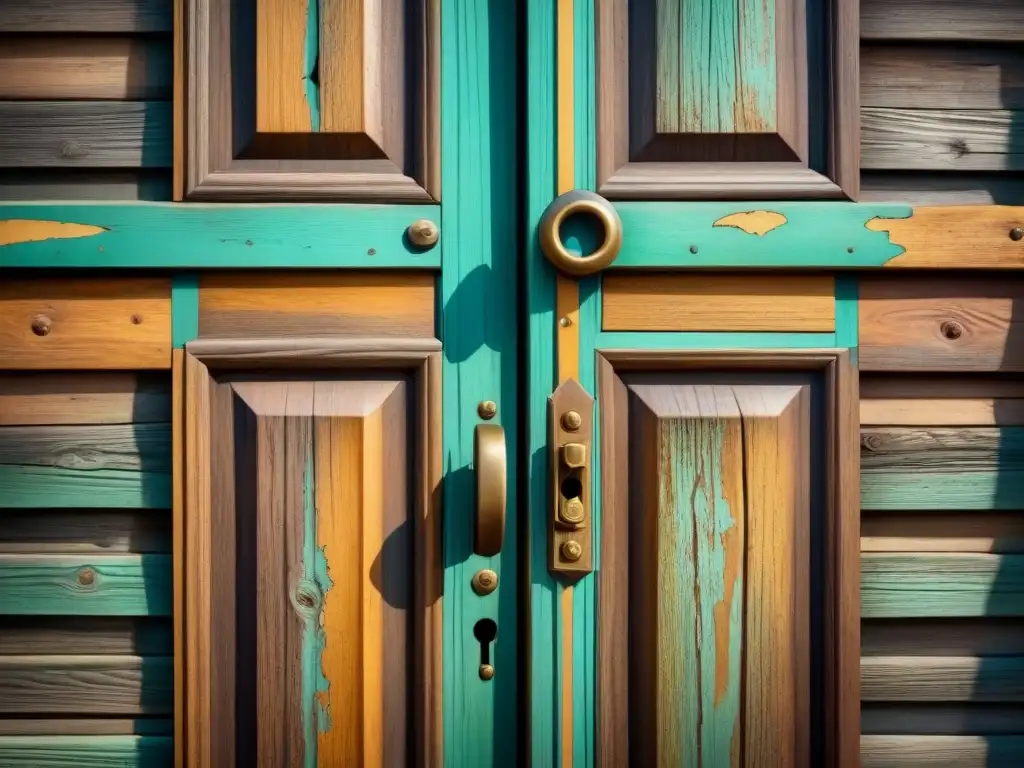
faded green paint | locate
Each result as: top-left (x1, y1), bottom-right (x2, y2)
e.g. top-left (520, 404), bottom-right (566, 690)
top-left (0, 554), bottom-right (172, 615)
top-left (613, 202), bottom-right (913, 268)
top-left (861, 471), bottom-right (1024, 511)
top-left (0, 466), bottom-right (170, 508)
top-left (0, 736), bottom-right (174, 767)
top-left (0, 203), bottom-right (440, 268)
top-left (171, 274), bottom-right (199, 349)
top-left (862, 554), bottom-right (1024, 618)
top-left (660, 0), bottom-right (776, 134)
top-left (305, 0), bottom-right (321, 131)
top-left (300, 446), bottom-right (333, 766)
top-left (662, 418), bottom-right (743, 764)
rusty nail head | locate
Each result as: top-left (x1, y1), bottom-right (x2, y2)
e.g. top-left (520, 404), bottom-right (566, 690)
top-left (31, 314), bottom-right (51, 336)
top-left (478, 400), bottom-right (497, 420)
top-left (1011, 227), bottom-right (1024, 242)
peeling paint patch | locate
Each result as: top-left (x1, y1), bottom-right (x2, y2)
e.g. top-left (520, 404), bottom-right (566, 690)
top-left (0, 219), bottom-right (107, 247)
top-left (712, 211), bottom-right (787, 236)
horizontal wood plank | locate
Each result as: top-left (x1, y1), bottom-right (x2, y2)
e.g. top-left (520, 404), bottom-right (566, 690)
top-left (862, 512), bottom-right (1024, 553)
top-left (0, 424), bottom-right (170, 472)
top-left (0, 374), bottom-right (170, 427)
top-left (198, 271), bottom-right (436, 338)
top-left (862, 735), bottom-right (1024, 768)
top-left (0, 279), bottom-right (172, 370)
top-left (862, 703), bottom-right (1024, 735)
top-left (0, 617), bottom-right (172, 655)
top-left (863, 619), bottom-right (1024, 657)
top-left (0, 37), bottom-right (172, 100)
top-left (0, 735), bottom-right (173, 766)
top-left (862, 656), bottom-right (1024, 701)
top-left (0, 655), bottom-right (172, 714)
top-left (862, 45), bottom-right (1024, 110)
top-left (859, 278), bottom-right (1024, 372)
top-left (862, 108), bottom-right (1024, 172)
top-left (0, 102), bottom-right (172, 168)
top-left (0, 554), bottom-right (172, 615)
top-left (0, 511), bottom-right (170, 554)
top-left (860, 173), bottom-right (1024, 207)
top-left (0, 0), bottom-right (171, 32)
top-left (0, 466), bottom-right (171, 508)
top-left (861, 0), bottom-right (1024, 41)
top-left (861, 399), bottom-right (1024, 427)
top-left (601, 273), bottom-right (836, 332)
top-left (0, 170), bottom-right (172, 201)
top-left (862, 553), bottom-right (1024, 618)
top-left (0, 719), bottom-right (172, 735)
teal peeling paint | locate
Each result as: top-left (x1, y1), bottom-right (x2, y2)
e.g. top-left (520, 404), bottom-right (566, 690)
top-left (834, 275), bottom-right (859, 365)
top-left (300, 446), bottom-right (333, 766)
top-left (305, 0), bottom-right (321, 131)
top-left (171, 274), bottom-right (199, 349)
top-left (613, 202), bottom-right (913, 269)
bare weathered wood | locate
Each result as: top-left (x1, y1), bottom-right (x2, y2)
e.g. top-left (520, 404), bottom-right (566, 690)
top-left (860, 173), bottom-right (1024, 206)
top-left (0, 424), bottom-right (170, 472)
top-left (186, 336), bottom-right (442, 368)
top-left (862, 735), bottom-right (1024, 768)
top-left (862, 703), bottom-right (1024, 734)
top-left (862, 108), bottom-right (1024, 171)
top-left (862, 45), bottom-right (1024, 110)
top-left (0, 102), bottom-right (172, 168)
top-left (0, 170), bottom-right (172, 201)
top-left (0, 37), bottom-right (173, 99)
top-left (0, 374), bottom-right (170, 427)
top-left (0, 0), bottom-right (171, 32)
top-left (0, 511), bottom-right (170, 554)
top-left (861, 427), bottom-right (1017, 470)
top-left (0, 655), bottom-right (172, 714)
top-left (862, 656), bottom-right (1024, 702)
top-left (862, 511), bottom-right (1024, 554)
top-left (861, 0), bottom-right (1024, 41)
top-left (862, 619), bottom-right (1024, 657)
top-left (0, 718), bottom-right (173, 735)
top-left (0, 617), bottom-right (173, 655)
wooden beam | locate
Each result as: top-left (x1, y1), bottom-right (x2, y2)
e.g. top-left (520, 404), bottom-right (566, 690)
top-left (0, 374), bottom-right (170, 427)
top-left (0, 736), bottom-right (173, 767)
top-left (0, 510), bottom-right (171, 553)
top-left (0, 424), bottom-right (171, 472)
top-left (861, 0), bottom-right (1024, 41)
top-left (862, 735), bottom-right (1024, 768)
top-left (256, 0), bottom-right (315, 133)
top-left (862, 656), bottom-right (1024, 701)
top-left (0, 0), bottom-right (172, 32)
top-left (0, 617), bottom-right (172, 655)
top-left (0, 171), bottom-right (172, 202)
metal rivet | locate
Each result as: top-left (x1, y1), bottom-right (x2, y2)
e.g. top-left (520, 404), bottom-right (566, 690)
top-left (77, 567), bottom-right (95, 586)
top-left (471, 568), bottom-right (499, 596)
top-left (479, 664), bottom-right (495, 681)
top-left (478, 400), bottom-right (497, 420)
top-left (559, 316), bottom-right (572, 328)
top-left (561, 540), bottom-right (583, 562)
top-left (561, 410), bottom-right (582, 432)
top-left (367, 248), bottom-right (377, 256)
top-left (689, 245), bottom-right (698, 254)
top-left (847, 247), bottom-right (855, 254)
top-left (940, 320), bottom-right (964, 340)
top-left (1011, 227), bottom-right (1024, 242)
top-left (130, 314), bottom-right (142, 325)
top-left (30, 314), bottom-right (51, 336)
top-left (407, 219), bottom-right (439, 248)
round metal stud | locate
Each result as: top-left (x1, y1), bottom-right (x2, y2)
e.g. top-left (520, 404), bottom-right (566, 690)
top-left (561, 540), bottom-right (583, 562)
top-left (478, 400), bottom-right (497, 420)
top-left (1010, 227), bottom-right (1024, 242)
top-left (407, 218), bottom-right (440, 249)
top-left (31, 314), bottom-right (51, 336)
top-left (471, 568), bottom-right (499, 596)
top-left (479, 664), bottom-right (495, 681)
top-left (561, 410), bottom-right (582, 432)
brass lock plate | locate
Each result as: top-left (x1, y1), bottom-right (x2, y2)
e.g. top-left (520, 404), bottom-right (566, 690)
top-left (548, 378), bottom-right (594, 579)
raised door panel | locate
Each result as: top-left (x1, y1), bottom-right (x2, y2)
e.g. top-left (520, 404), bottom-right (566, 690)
top-left (183, 342), bottom-right (442, 767)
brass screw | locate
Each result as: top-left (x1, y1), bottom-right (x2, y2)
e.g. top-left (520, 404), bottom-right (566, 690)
top-left (478, 400), bottom-right (497, 420)
top-left (940, 320), bottom-right (963, 340)
top-left (559, 316), bottom-right (572, 328)
top-left (1010, 227), bottom-right (1023, 242)
top-left (407, 219), bottom-right (439, 248)
top-left (561, 410), bottom-right (582, 431)
top-left (561, 540), bottom-right (583, 562)
top-left (77, 567), bottom-right (95, 586)
top-left (30, 314), bottom-right (51, 336)
top-left (471, 568), bottom-right (499, 596)
top-left (479, 664), bottom-right (495, 681)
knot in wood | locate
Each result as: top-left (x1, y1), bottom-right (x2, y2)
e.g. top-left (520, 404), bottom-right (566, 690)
top-left (861, 433), bottom-right (884, 452)
top-left (131, 314), bottom-right (143, 325)
top-left (61, 141), bottom-right (90, 159)
top-left (77, 567), bottom-right (95, 586)
top-left (293, 580), bottom-right (322, 614)
top-left (940, 320), bottom-right (963, 340)
top-left (30, 314), bottom-right (51, 336)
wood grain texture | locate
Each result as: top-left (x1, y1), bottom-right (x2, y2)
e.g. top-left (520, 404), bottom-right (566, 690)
top-left (198, 272), bottom-right (435, 339)
top-left (256, 0), bottom-right (313, 133)
top-left (0, 102), bottom-right (172, 168)
top-left (602, 272), bottom-right (836, 332)
top-left (0, 170), bottom-right (172, 201)
top-left (0, 373), bottom-right (170, 427)
top-left (0, 424), bottom-right (170, 472)
top-left (861, 656), bottom-right (1024, 702)
top-left (0, 617), bottom-right (173, 655)
top-left (0, 510), bottom-right (170, 553)
top-left (0, 735), bottom-right (173, 767)
top-left (860, 375), bottom-right (1024, 426)
top-left (0, 37), bottom-right (173, 100)
top-left (862, 618), bottom-right (1024, 657)
top-left (869, 206), bottom-right (1024, 269)
top-left (0, 278), bottom-right (171, 370)
top-left (862, 108), bottom-right (1024, 172)
top-left (861, 45), bottom-right (1024, 110)
top-left (861, 0), bottom-right (1024, 41)
top-left (0, 655), bottom-right (172, 714)
top-left (858, 277), bottom-right (1024, 371)
top-left (861, 735), bottom-right (1024, 768)
top-left (0, 466), bottom-right (171, 509)
top-left (862, 511), bottom-right (1024, 553)
top-left (0, 719), bottom-right (172, 735)
top-left (0, 554), bottom-right (172, 616)
top-left (861, 553), bottom-right (1024, 618)
top-left (860, 174), bottom-right (1024, 207)
top-left (171, 348), bottom-right (184, 768)
top-left (0, 0), bottom-right (172, 32)
top-left (861, 703), bottom-right (1024, 735)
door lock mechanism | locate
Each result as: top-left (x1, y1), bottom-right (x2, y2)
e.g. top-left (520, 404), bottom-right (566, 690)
top-left (549, 379), bottom-right (594, 579)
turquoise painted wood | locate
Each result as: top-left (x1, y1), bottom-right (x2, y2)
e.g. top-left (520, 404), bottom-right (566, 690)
top-left (835, 275), bottom-right (859, 363)
top-left (0, 736), bottom-right (173, 767)
top-left (0, 203), bottom-right (440, 268)
top-left (861, 471), bottom-right (1024, 510)
top-left (0, 466), bottom-right (171, 508)
top-left (861, 554), bottom-right (1024, 618)
top-left (171, 274), bottom-right (199, 348)
top-left (303, 0), bottom-right (320, 131)
top-left (439, 0), bottom-right (519, 766)
top-left (0, 554), bottom-right (172, 615)
top-left (613, 202), bottom-right (911, 268)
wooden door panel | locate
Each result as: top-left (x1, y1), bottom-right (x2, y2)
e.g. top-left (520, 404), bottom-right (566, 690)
top-left (183, 339), bottom-right (442, 768)
top-left (597, 352), bottom-right (859, 767)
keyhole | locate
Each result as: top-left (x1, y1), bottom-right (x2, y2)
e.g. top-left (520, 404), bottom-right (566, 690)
top-left (560, 475), bottom-right (583, 500)
top-left (474, 618), bottom-right (497, 680)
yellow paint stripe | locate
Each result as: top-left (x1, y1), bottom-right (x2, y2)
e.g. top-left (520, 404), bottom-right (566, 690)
top-left (556, 0), bottom-right (574, 196)
top-left (0, 219), bottom-right (106, 246)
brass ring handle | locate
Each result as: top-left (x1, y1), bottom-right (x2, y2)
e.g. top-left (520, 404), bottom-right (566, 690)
top-left (474, 423), bottom-right (507, 557)
top-left (538, 189), bottom-right (623, 277)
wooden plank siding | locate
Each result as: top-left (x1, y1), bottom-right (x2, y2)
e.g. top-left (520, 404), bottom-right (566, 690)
top-left (860, 2), bottom-right (1024, 204)
top-left (0, 372), bottom-right (173, 766)
top-left (0, 2), bottom-right (173, 201)
top-left (860, 365), bottom-right (1024, 766)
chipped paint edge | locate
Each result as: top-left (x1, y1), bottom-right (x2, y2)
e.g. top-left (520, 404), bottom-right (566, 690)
top-left (304, 0), bottom-right (320, 132)
top-left (712, 210), bottom-right (788, 236)
top-left (0, 219), bottom-right (107, 247)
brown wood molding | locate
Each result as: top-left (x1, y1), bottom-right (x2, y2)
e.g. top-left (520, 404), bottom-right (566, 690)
top-left (183, 336), bottom-right (442, 767)
top-left (595, 348), bottom-right (860, 768)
